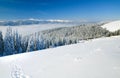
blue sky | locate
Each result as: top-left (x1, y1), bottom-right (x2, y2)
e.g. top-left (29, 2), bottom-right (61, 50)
top-left (0, 0), bottom-right (120, 21)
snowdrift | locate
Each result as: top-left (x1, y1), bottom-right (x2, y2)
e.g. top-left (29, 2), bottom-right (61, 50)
top-left (102, 20), bottom-right (120, 32)
top-left (0, 36), bottom-right (120, 78)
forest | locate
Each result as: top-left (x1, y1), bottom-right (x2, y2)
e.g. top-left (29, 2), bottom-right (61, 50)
top-left (0, 25), bottom-right (120, 56)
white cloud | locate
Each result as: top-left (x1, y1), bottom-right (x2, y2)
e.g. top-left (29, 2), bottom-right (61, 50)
top-left (46, 19), bottom-right (72, 23)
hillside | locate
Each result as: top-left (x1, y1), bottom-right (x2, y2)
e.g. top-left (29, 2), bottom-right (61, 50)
top-left (0, 24), bottom-right (110, 56)
top-left (102, 20), bottom-right (120, 32)
top-left (0, 36), bottom-right (120, 78)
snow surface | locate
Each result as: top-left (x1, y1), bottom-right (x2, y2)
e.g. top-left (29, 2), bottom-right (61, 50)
top-left (0, 23), bottom-right (75, 37)
top-left (0, 36), bottom-right (120, 78)
top-left (102, 20), bottom-right (120, 32)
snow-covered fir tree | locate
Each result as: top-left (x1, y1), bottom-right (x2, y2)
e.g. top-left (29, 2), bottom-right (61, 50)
top-left (13, 30), bottom-right (22, 54)
top-left (1, 24), bottom-right (120, 56)
top-left (0, 31), bottom-right (4, 56)
top-left (4, 27), bottom-right (15, 55)
top-left (26, 36), bottom-right (35, 52)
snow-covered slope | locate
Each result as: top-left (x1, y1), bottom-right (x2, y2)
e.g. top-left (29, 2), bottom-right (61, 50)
top-left (102, 20), bottom-right (120, 32)
top-left (0, 36), bottom-right (120, 78)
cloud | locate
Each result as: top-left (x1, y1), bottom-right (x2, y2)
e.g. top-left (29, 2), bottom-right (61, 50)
top-left (47, 19), bottom-right (72, 23)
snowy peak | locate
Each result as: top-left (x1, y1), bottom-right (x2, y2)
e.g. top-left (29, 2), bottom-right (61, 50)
top-left (101, 20), bottom-right (120, 32)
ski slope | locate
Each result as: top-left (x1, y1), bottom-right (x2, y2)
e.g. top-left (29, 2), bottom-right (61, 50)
top-left (102, 20), bottom-right (120, 32)
top-left (0, 36), bottom-right (120, 78)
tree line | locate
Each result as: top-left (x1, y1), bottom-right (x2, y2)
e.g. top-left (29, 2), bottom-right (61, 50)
top-left (0, 25), bottom-right (120, 56)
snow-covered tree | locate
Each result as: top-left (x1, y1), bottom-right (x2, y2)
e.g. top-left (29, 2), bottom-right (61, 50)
top-left (13, 30), bottom-right (22, 54)
top-left (21, 36), bottom-right (29, 52)
top-left (0, 31), bottom-right (4, 56)
top-left (36, 33), bottom-right (45, 50)
top-left (4, 27), bottom-right (15, 55)
top-left (26, 36), bottom-right (35, 52)
top-left (1, 24), bottom-right (114, 56)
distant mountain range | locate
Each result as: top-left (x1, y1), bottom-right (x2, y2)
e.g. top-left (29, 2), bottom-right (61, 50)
top-left (0, 19), bottom-right (74, 26)
top-left (0, 19), bottom-right (102, 26)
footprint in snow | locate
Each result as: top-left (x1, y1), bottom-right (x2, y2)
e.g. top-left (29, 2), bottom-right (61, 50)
top-left (11, 64), bottom-right (31, 78)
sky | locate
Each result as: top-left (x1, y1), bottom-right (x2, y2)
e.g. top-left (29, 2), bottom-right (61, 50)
top-left (0, 0), bottom-right (120, 21)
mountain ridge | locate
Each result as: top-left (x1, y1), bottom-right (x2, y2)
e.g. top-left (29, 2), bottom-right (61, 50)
top-left (0, 19), bottom-right (77, 26)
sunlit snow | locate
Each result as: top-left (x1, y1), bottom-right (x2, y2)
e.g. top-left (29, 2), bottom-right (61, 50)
top-left (102, 20), bottom-right (120, 32)
top-left (0, 36), bottom-right (120, 78)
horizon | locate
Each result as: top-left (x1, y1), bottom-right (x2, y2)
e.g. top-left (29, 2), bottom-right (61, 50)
top-left (0, 18), bottom-right (119, 22)
top-left (0, 0), bottom-right (120, 21)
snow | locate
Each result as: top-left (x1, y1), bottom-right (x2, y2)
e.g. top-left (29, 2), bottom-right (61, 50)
top-left (11, 64), bottom-right (30, 78)
top-left (101, 20), bottom-right (120, 32)
top-left (0, 36), bottom-right (120, 78)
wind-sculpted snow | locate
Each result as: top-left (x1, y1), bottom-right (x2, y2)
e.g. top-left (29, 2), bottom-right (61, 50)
top-left (0, 36), bottom-right (120, 78)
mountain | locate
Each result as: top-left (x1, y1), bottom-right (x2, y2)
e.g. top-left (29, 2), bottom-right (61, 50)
top-left (0, 36), bottom-right (120, 78)
top-left (0, 19), bottom-right (73, 26)
top-left (102, 20), bottom-right (120, 32)
top-left (0, 19), bottom-right (102, 26)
